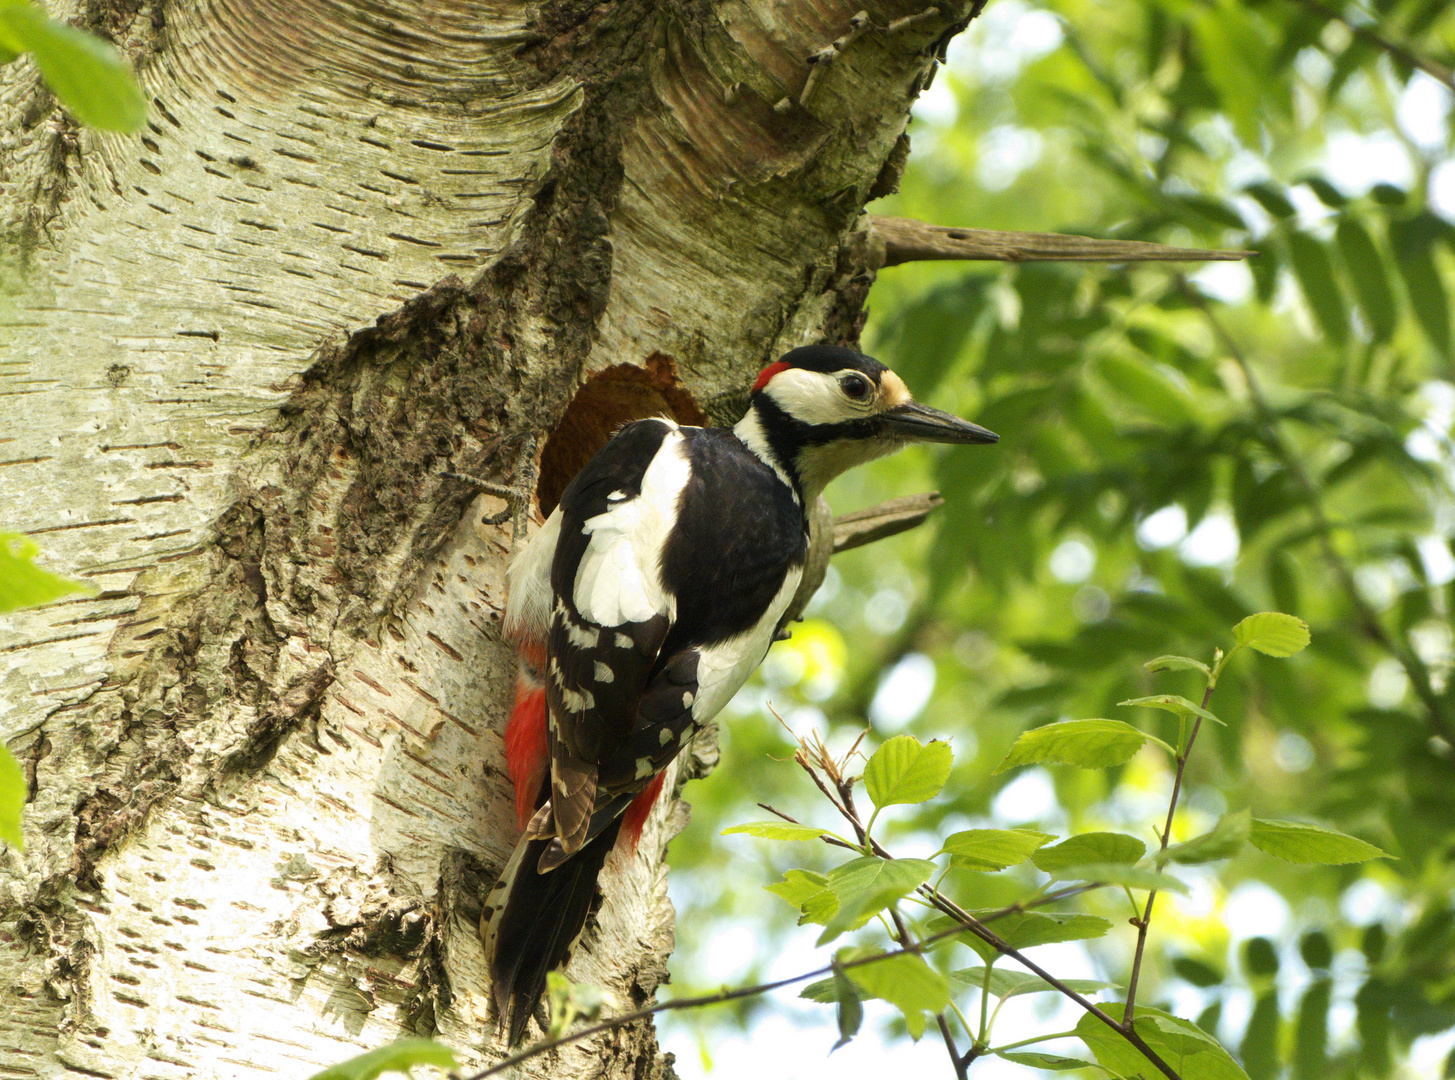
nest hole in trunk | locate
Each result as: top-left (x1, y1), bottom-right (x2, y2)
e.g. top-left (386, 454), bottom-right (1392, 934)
top-left (534, 353), bottom-right (707, 517)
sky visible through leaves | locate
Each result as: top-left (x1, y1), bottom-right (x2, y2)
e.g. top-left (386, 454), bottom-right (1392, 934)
top-left (662, 0), bottom-right (1455, 1076)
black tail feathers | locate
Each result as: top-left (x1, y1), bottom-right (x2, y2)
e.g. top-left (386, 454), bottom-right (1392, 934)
top-left (484, 819), bottom-right (621, 1045)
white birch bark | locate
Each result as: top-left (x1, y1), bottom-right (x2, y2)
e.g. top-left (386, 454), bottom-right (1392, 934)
top-left (0, 1), bottom-right (975, 1076)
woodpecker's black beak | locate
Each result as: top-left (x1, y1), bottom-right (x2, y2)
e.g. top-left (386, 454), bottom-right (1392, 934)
top-left (880, 402), bottom-right (999, 445)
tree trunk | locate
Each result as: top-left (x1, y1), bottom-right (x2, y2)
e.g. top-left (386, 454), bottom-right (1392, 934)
top-left (0, 1), bottom-right (974, 1076)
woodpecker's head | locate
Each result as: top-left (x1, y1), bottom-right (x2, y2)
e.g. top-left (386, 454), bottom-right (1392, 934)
top-left (735, 344), bottom-right (998, 498)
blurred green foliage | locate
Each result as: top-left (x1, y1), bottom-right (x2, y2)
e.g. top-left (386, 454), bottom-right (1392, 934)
top-left (665, 0), bottom-right (1455, 1075)
top-left (0, 534), bottom-right (91, 851)
top-left (0, 1), bottom-right (145, 132)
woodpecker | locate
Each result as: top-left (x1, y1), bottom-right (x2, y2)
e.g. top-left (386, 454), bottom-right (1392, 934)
top-left (483, 344), bottom-right (997, 1042)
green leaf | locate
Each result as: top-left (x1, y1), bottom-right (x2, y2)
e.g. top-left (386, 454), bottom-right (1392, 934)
top-left (935, 910), bottom-right (1114, 963)
top-left (0, 30), bottom-right (17, 63)
top-left (1243, 989), bottom-right (1280, 1079)
top-left (818, 857), bottom-right (936, 944)
top-left (1163, 810), bottom-right (1251, 865)
top-left (995, 719), bottom-right (1168, 773)
top-left (1390, 215), bottom-right (1451, 353)
top-left (1191, 5), bottom-right (1267, 146)
top-left (1046, 862), bottom-right (1190, 895)
top-left (846, 950), bottom-right (951, 1021)
top-left (1144, 655), bottom-right (1212, 677)
top-left (0, 5), bottom-right (146, 131)
top-left (722, 821), bottom-right (829, 842)
top-left (1172, 955), bottom-right (1226, 988)
top-left (1096, 355), bottom-right (1197, 427)
top-left (939, 828), bottom-right (1054, 872)
top-left (1249, 819), bottom-right (1392, 864)
top-left (831, 968), bottom-right (862, 1050)
top-left (0, 743), bottom-right (25, 850)
top-left (1335, 218), bottom-right (1397, 343)
top-left (863, 736), bottom-right (953, 808)
top-left (0, 533), bottom-right (95, 613)
top-left (950, 966), bottom-right (1115, 999)
top-left (1287, 231), bottom-right (1349, 345)
top-left (1250, 238), bottom-right (1280, 303)
top-left (1032, 832), bottom-right (1146, 872)
top-left (1077, 1003), bottom-right (1250, 1080)
top-left (765, 868), bottom-right (829, 906)
top-left (1232, 612), bottom-right (1310, 657)
top-left (1244, 182), bottom-right (1296, 219)
top-left (997, 1051), bottom-right (1100, 1071)
top-left (1301, 177), bottom-right (1347, 208)
top-left (765, 869), bottom-right (836, 925)
top-left (545, 971), bottom-right (608, 1039)
top-left (1119, 694), bottom-right (1225, 726)
top-left (307, 1040), bottom-right (458, 1080)
top-left (996, 911), bottom-right (1115, 949)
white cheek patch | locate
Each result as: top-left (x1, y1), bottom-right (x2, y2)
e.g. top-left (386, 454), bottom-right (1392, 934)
top-left (765, 368), bottom-right (866, 426)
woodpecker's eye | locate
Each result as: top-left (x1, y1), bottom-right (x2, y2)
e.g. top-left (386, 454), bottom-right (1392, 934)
top-left (840, 374), bottom-right (871, 400)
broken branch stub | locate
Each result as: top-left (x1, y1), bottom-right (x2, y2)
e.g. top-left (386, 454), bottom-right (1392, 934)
top-left (868, 215), bottom-right (1252, 266)
top-left (833, 492), bottom-right (945, 553)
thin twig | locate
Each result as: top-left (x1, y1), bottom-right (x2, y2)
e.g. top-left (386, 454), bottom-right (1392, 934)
top-left (1124, 678), bottom-right (1214, 1025)
top-left (936, 1013), bottom-right (971, 1080)
top-left (1180, 278), bottom-right (1455, 748)
top-left (796, 749), bottom-right (1184, 1080)
top-left (917, 889), bottom-right (1182, 1080)
top-left (460, 923), bottom-right (980, 1080)
top-left (1288, 0), bottom-right (1454, 90)
top-left (824, 765), bottom-right (969, 1078)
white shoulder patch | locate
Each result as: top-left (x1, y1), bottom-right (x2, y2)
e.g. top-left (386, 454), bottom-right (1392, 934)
top-left (503, 506), bottom-right (562, 644)
top-left (573, 426), bottom-right (688, 627)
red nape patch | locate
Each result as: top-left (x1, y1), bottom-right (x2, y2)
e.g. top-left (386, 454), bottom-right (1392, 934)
top-left (505, 679), bottom-right (548, 831)
top-left (752, 361), bottom-right (790, 394)
top-left (619, 772), bottom-right (667, 854)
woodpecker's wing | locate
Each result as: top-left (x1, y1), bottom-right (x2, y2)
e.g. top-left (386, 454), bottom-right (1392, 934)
top-left (541, 419), bottom-right (687, 860)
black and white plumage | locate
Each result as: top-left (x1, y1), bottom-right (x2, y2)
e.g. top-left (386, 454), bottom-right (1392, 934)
top-left (484, 345), bottom-right (998, 1042)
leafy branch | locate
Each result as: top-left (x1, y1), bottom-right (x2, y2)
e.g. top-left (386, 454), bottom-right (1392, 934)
top-left (1285, 0), bottom-right (1455, 91)
top-left (721, 612), bottom-right (1388, 1080)
top-left (1180, 277), bottom-right (1455, 750)
top-left (453, 920), bottom-right (1018, 1080)
top-left (309, 613), bottom-right (1391, 1080)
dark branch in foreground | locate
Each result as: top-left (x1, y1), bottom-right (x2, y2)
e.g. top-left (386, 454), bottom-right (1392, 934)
top-left (788, 731), bottom-right (1185, 1080)
top-left (868, 216), bottom-right (1253, 267)
top-left (460, 922), bottom-right (988, 1080)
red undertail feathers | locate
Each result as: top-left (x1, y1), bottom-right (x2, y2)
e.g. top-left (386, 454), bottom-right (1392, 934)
top-left (619, 770), bottom-right (667, 853)
top-left (505, 641), bottom-right (549, 831)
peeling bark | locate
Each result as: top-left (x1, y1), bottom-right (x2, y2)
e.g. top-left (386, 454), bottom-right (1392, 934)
top-left (0, 1), bottom-right (977, 1076)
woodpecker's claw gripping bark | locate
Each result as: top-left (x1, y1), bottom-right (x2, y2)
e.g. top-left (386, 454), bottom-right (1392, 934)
top-left (443, 435), bottom-right (540, 539)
